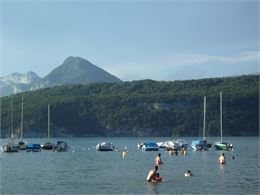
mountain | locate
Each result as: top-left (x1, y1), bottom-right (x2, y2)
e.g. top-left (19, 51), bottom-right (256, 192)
top-left (44, 56), bottom-right (121, 86)
top-left (0, 74), bottom-right (258, 138)
top-left (0, 71), bottom-right (46, 96)
top-left (0, 57), bottom-right (121, 96)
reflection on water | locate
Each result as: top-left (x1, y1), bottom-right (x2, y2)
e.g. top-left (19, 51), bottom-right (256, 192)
top-left (147, 182), bottom-right (160, 195)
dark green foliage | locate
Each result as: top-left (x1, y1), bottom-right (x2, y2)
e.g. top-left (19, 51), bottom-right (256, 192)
top-left (0, 74), bottom-right (258, 138)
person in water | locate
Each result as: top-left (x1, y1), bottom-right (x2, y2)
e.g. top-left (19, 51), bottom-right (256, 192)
top-left (155, 153), bottom-right (164, 165)
top-left (147, 166), bottom-right (161, 182)
top-left (184, 170), bottom-right (193, 177)
top-left (218, 153), bottom-right (225, 164)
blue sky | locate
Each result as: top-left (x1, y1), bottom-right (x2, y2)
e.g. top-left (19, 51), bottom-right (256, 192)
top-left (0, 0), bottom-right (259, 81)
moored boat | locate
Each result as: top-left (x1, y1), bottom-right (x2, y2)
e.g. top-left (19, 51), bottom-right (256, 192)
top-left (214, 92), bottom-right (233, 151)
top-left (42, 104), bottom-right (54, 150)
top-left (53, 141), bottom-right (69, 152)
top-left (96, 142), bottom-right (115, 151)
top-left (191, 96), bottom-right (211, 151)
top-left (0, 142), bottom-right (19, 152)
top-left (142, 142), bottom-right (159, 151)
top-left (26, 144), bottom-right (41, 152)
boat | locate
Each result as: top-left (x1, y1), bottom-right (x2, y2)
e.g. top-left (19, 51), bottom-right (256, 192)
top-left (53, 141), bottom-right (69, 152)
top-left (96, 142), bottom-right (115, 151)
top-left (156, 142), bottom-right (166, 149)
top-left (137, 142), bottom-right (144, 149)
top-left (42, 104), bottom-right (54, 150)
top-left (164, 140), bottom-right (181, 151)
top-left (0, 96), bottom-right (19, 153)
top-left (214, 92), bottom-right (233, 151)
top-left (18, 96), bottom-right (27, 150)
top-left (191, 96), bottom-right (212, 151)
top-left (26, 144), bottom-right (41, 152)
top-left (142, 142), bottom-right (159, 151)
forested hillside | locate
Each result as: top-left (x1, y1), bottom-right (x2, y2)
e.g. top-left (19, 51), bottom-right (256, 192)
top-left (0, 74), bottom-right (258, 138)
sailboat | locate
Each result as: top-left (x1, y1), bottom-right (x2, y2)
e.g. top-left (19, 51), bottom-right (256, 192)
top-left (214, 92), bottom-right (233, 151)
top-left (18, 96), bottom-right (27, 150)
top-left (42, 104), bottom-right (54, 150)
top-left (191, 96), bottom-right (212, 151)
top-left (0, 96), bottom-right (19, 152)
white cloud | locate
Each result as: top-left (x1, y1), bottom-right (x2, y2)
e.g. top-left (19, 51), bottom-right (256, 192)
top-left (162, 51), bottom-right (260, 67)
top-left (105, 51), bottom-right (260, 81)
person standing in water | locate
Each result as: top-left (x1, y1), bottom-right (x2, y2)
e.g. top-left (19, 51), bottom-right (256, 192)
top-left (218, 153), bottom-right (225, 164)
top-left (155, 153), bottom-right (164, 165)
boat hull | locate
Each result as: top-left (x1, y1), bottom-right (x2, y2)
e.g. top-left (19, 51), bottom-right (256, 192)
top-left (214, 142), bottom-right (233, 151)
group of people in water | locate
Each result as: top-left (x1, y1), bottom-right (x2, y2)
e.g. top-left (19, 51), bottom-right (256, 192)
top-left (146, 152), bottom-right (231, 182)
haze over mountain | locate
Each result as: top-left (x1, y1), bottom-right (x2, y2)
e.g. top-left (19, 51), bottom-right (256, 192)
top-left (0, 56), bottom-right (122, 96)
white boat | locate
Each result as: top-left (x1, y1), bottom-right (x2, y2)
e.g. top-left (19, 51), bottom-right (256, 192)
top-left (191, 96), bottom-right (211, 151)
top-left (137, 142), bottom-right (144, 149)
top-left (164, 140), bottom-right (181, 150)
top-left (96, 142), bottom-right (115, 151)
top-left (214, 92), bottom-right (233, 151)
top-left (42, 104), bottom-right (54, 150)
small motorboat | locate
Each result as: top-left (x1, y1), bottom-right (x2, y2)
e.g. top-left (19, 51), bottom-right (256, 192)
top-left (214, 142), bottom-right (233, 151)
top-left (42, 142), bottom-right (54, 150)
top-left (18, 141), bottom-right (27, 150)
top-left (164, 141), bottom-right (181, 151)
top-left (156, 142), bottom-right (166, 149)
top-left (142, 142), bottom-right (159, 151)
top-left (137, 142), bottom-right (144, 149)
top-left (191, 139), bottom-right (212, 151)
top-left (0, 143), bottom-right (19, 153)
top-left (96, 142), bottom-right (115, 151)
top-left (26, 144), bottom-right (41, 152)
top-left (53, 141), bottom-right (69, 152)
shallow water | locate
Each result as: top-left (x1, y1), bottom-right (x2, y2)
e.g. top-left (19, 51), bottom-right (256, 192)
top-left (0, 137), bottom-right (259, 195)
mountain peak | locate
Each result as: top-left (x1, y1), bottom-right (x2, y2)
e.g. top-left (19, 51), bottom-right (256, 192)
top-left (44, 56), bottom-right (121, 86)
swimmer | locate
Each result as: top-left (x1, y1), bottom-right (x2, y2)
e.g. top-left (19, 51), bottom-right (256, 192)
top-left (218, 153), bottom-right (225, 164)
top-left (147, 166), bottom-right (160, 182)
top-left (155, 153), bottom-right (164, 165)
top-left (184, 170), bottom-right (193, 177)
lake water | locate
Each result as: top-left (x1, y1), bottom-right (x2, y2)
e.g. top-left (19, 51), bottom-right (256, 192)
top-left (0, 137), bottom-right (259, 195)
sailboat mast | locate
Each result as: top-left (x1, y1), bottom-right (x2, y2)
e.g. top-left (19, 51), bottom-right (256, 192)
top-left (21, 96), bottom-right (24, 141)
top-left (220, 92), bottom-right (223, 142)
top-left (0, 97), bottom-right (1, 138)
top-left (48, 104), bottom-right (50, 142)
top-left (203, 96), bottom-right (206, 138)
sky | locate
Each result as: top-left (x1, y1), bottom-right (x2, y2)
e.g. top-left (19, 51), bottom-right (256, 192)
top-left (0, 0), bottom-right (259, 81)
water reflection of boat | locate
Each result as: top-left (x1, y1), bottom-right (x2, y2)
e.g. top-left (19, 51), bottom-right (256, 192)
top-left (96, 142), bottom-right (115, 151)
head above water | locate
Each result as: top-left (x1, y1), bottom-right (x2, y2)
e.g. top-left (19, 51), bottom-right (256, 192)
top-left (155, 166), bottom-right (158, 171)
top-left (158, 153), bottom-right (161, 157)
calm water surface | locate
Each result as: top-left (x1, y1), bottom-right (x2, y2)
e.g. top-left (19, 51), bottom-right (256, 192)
top-left (0, 137), bottom-right (259, 195)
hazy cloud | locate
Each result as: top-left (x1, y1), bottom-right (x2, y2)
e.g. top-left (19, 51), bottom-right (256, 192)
top-left (106, 51), bottom-right (260, 81)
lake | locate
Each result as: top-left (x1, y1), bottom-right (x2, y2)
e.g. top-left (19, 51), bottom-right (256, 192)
top-left (0, 137), bottom-right (259, 195)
